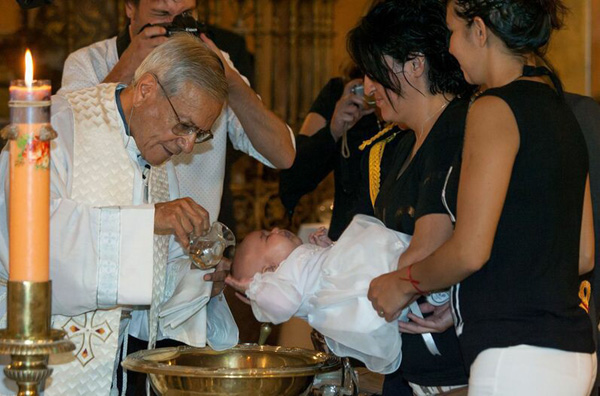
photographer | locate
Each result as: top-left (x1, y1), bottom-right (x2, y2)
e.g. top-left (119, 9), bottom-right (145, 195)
top-left (279, 63), bottom-right (379, 241)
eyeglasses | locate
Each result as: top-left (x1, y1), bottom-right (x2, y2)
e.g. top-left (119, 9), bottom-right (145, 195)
top-left (152, 74), bottom-right (213, 144)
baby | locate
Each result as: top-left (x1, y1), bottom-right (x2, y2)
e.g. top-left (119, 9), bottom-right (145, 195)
top-left (225, 214), bottom-right (413, 374)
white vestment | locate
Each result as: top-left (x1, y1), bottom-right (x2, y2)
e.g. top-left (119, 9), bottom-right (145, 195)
top-left (246, 215), bottom-right (411, 374)
top-left (60, 35), bottom-right (291, 347)
top-left (0, 83), bottom-right (236, 395)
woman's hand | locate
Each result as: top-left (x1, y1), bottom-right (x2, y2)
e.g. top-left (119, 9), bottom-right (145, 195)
top-left (330, 79), bottom-right (375, 141)
top-left (399, 302), bottom-right (453, 334)
top-left (368, 269), bottom-right (418, 322)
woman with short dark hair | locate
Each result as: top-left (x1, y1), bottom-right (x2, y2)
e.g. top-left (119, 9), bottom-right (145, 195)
top-left (369, 0), bottom-right (596, 394)
top-left (348, 0), bottom-right (473, 394)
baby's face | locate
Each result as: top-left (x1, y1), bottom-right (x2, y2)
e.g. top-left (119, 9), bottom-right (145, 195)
top-left (233, 228), bottom-right (303, 279)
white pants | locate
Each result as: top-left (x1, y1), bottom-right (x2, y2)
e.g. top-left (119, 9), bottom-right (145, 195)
top-left (468, 345), bottom-right (596, 396)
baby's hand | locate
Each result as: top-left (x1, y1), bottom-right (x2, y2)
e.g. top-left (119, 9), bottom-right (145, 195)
top-left (225, 275), bottom-right (252, 305)
top-left (225, 275), bottom-right (250, 293)
top-left (309, 227), bottom-right (333, 247)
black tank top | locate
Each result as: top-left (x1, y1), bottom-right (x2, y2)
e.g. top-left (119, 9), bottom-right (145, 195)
top-left (449, 80), bottom-right (595, 368)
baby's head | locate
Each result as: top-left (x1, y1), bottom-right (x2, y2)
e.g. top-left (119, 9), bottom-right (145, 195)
top-left (231, 228), bottom-right (303, 281)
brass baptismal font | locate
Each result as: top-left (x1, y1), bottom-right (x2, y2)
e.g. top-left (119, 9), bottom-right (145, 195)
top-left (123, 323), bottom-right (343, 396)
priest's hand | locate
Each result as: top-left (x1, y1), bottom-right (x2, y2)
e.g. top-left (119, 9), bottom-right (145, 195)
top-left (368, 268), bottom-right (419, 322)
top-left (224, 276), bottom-right (252, 305)
top-left (330, 78), bottom-right (376, 141)
top-left (154, 198), bottom-right (210, 248)
top-left (103, 25), bottom-right (168, 85)
top-left (398, 302), bottom-right (453, 334)
top-left (204, 257), bottom-right (231, 297)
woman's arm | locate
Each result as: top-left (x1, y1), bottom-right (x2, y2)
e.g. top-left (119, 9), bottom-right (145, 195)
top-left (367, 213), bottom-right (453, 309)
top-left (371, 214), bottom-right (454, 332)
top-left (278, 128), bottom-right (337, 213)
top-left (579, 175), bottom-right (594, 275)
top-left (397, 214), bottom-right (454, 269)
top-left (369, 96), bottom-right (520, 321)
top-left (279, 80), bottom-right (340, 212)
top-left (299, 113), bottom-right (327, 136)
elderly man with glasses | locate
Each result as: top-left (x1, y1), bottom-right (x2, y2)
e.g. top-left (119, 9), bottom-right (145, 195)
top-left (0, 34), bottom-right (233, 396)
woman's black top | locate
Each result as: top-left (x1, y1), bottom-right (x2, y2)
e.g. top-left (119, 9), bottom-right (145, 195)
top-left (279, 78), bottom-right (380, 240)
top-left (445, 80), bottom-right (595, 369)
top-left (374, 97), bottom-right (470, 386)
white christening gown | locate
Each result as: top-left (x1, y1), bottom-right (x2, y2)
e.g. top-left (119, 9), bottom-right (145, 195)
top-left (246, 214), bottom-right (411, 374)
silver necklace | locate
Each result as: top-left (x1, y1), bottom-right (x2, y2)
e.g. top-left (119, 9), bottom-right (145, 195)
top-left (417, 100), bottom-right (449, 142)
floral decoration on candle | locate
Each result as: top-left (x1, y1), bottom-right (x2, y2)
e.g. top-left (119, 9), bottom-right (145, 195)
top-left (12, 51), bottom-right (51, 169)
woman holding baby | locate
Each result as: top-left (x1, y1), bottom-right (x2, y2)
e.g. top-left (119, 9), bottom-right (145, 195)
top-left (367, 0), bottom-right (596, 394)
top-left (347, 0), bottom-right (474, 394)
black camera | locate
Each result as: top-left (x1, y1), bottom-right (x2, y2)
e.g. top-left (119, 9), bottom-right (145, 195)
top-left (140, 13), bottom-right (209, 38)
top-left (350, 84), bottom-right (364, 96)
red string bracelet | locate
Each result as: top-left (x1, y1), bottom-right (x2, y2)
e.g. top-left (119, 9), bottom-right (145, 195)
top-left (398, 264), bottom-right (428, 295)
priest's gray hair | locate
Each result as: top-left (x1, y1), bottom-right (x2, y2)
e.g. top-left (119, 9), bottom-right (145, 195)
top-left (132, 33), bottom-right (227, 102)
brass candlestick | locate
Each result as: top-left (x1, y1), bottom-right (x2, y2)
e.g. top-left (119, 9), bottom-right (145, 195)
top-left (0, 66), bottom-right (75, 395)
top-left (0, 281), bottom-right (75, 396)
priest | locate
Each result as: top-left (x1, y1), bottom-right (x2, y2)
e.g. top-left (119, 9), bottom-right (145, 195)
top-left (0, 34), bottom-right (233, 395)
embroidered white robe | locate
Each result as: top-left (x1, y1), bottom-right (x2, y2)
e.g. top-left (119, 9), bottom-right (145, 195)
top-left (59, 35), bottom-right (281, 352)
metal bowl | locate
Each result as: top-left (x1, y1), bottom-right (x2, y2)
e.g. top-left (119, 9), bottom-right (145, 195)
top-left (122, 344), bottom-right (341, 396)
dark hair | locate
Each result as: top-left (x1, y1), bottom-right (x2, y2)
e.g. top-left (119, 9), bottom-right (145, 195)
top-left (347, 0), bottom-right (472, 98)
top-left (449, 0), bottom-right (567, 58)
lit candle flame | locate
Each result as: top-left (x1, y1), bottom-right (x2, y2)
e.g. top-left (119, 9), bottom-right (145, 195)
top-left (25, 49), bottom-right (33, 88)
